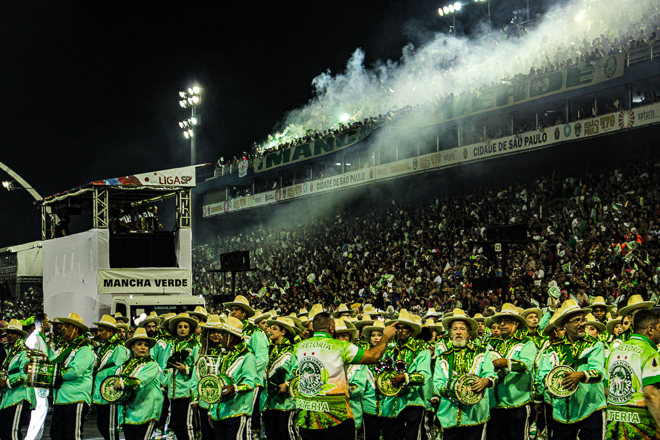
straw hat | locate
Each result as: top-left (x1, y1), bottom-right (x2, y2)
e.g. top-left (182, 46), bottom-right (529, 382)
top-left (222, 295), bottom-right (256, 318)
top-left (285, 313), bottom-right (304, 329)
top-left (554, 299), bottom-right (591, 327)
top-left (543, 308), bottom-right (564, 337)
top-left (333, 303), bottom-right (351, 318)
top-left (444, 311), bottom-right (454, 318)
top-left (618, 295), bottom-right (654, 317)
top-left (472, 313), bottom-right (485, 322)
top-left (386, 309), bottom-right (421, 336)
top-left (6, 319), bottom-right (28, 338)
top-left (297, 307), bottom-right (309, 317)
top-left (160, 313), bottom-right (176, 329)
top-left (139, 312), bottom-right (161, 328)
top-left (590, 296), bottom-right (614, 313)
top-left (308, 304), bottom-right (324, 320)
top-left (169, 312), bottom-right (198, 333)
top-left (266, 317), bottom-right (298, 337)
top-left (93, 315), bottom-right (118, 330)
top-left (363, 320), bottom-right (386, 341)
top-left (521, 308), bottom-right (543, 320)
top-left (362, 305), bottom-right (377, 317)
top-left (353, 315), bottom-right (375, 330)
top-left (584, 313), bottom-right (606, 333)
top-left (220, 316), bottom-right (247, 339)
top-left (252, 311), bottom-right (271, 325)
top-left (116, 323), bottom-right (130, 334)
top-left (334, 317), bottom-right (358, 340)
top-left (606, 316), bottom-right (623, 335)
top-left (442, 309), bottom-right (478, 339)
top-left (424, 318), bottom-right (444, 333)
top-left (189, 306), bottom-right (209, 321)
top-left (203, 315), bottom-right (223, 330)
top-left (113, 312), bottom-right (129, 323)
top-left (125, 327), bottom-right (156, 349)
top-left (425, 308), bottom-right (442, 319)
top-left (491, 303), bottom-right (527, 329)
top-left (57, 312), bottom-right (90, 334)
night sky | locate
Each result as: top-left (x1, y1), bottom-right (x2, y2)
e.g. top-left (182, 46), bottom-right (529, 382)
top-left (0, 0), bottom-right (545, 246)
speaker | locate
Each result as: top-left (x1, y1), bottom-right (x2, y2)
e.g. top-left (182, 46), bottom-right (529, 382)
top-left (220, 251), bottom-right (250, 271)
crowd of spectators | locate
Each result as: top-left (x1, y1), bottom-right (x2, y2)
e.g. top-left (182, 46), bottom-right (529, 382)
top-left (194, 158), bottom-right (660, 318)
top-left (0, 287), bottom-right (44, 321)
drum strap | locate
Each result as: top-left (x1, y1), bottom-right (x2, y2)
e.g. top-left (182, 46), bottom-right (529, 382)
top-left (562, 344), bottom-right (588, 368)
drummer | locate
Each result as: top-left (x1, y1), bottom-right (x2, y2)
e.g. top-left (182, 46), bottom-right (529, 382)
top-left (433, 309), bottom-right (496, 439)
top-left (198, 315), bottom-right (224, 440)
top-left (50, 312), bottom-right (95, 440)
top-left (115, 327), bottom-right (164, 440)
top-left (536, 299), bottom-right (607, 439)
top-left (262, 316), bottom-right (298, 440)
top-left (209, 316), bottom-right (261, 440)
top-left (0, 319), bottom-right (33, 440)
top-left (92, 314), bottom-right (130, 440)
top-left (486, 304), bottom-right (537, 440)
top-left (165, 312), bottom-right (200, 440)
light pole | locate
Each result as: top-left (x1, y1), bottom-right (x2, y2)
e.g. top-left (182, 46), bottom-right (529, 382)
top-left (0, 161), bottom-right (42, 201)
top-left (438, 2), bottom-right (462, 33)
top-left (474, 0), bottom-right (492, 25)
top-left (178, 86), bottom-right (201, 166)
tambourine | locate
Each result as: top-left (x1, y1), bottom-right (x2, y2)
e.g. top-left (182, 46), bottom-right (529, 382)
top-left (198, 373), bottom-right (234, 404)
top-left (545, 365), bottom-right (577, 398)
top-left (288, 375), bottom-right (300, 400)
top-left (196, 356), bottom-right (222, 380)
top-left (447, 374), bottom-right (485, 405)
top-left (376, 368), bottom-right (407, 397)
top-left (100, 376), bottom-right (135, 405)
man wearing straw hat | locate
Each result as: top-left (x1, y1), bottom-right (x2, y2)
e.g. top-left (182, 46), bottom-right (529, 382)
top-left (361, 320), bottom-right (387, 440)
top-left (262, 316), bottom-right (298, 440)
top-left (50, 312), bottom-right (96, 440)
top-left (536, 299), bottom-right (606, 440)
top-left (486, 304), bottom-right (538, 440)
top-left (0, 319), bottom-right (33, 440)
top-left (209, 316), bottom-right (261, 440)
top-left (434, 309), bottom-right (496, 440)
top-left (590, 296), bottom-right (613, 344)
top-left (605, 308), bottom-right (660, 439)
top-left (379, 310), bottom-right (432, 440)
top-left (522, 307), bottom-right (546, 350)
top-left (617, 294), bottom-right (655, 342)
top-left (293, 312), bottom-right (397, 440)
top-left (92, 314), bottom-right (130, 440)
top-left (197, 315), bottom-right (224, 440)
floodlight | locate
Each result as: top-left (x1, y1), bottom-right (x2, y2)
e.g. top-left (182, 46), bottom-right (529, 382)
top-left (188, 129), bottom-right (194, 137)
top-left (192, 86), bottom-right (200, 94)
top-left (179, 91), bottom-right (186, 98)
top-left (340, 113), bottom-right (350, 123)
top-left (444, 6), bottom-right (450, 14)
top-left (438, 8), bottom-right (444, 15)
top-left (187, 97), bottom-right (193, 105)
top-left (179, 100), bottom-right (186, 108)
top-left (191, 117), bottom-right (198, 125)
top-left (454, 2), bottom-right (461, 10)
top-left (188, 88), bottom-right (194, 95)
top-left (449, 4), bottom-right (455, 12)
top-left (192, 95), bottom-right (200, 104)
top-left (575, 13), bottom-right (583, 21)
top-left (179, 122), bottom-right (184, 128)
top-left (184, 132), bottom-right (190, 139)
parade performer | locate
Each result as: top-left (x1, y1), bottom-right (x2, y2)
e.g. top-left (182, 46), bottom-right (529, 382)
top-left (292, 312), bottom-right (397, 440)
top-left (209, 317), bottom-right (261, 440)
top-left (93, 315), bottom-right (130, 440)
top-left (617, 294), bottom-right (654, 342)
top-left (605, 308), bottom-right (660, 439)
top-left (379, 310), bottom-right (432, 440)
top-left (362, 320), bottom-right (387, 440)
top-left (486, 304), bottom-right (538, 440)
top-left (434, 310), bottom-right (496, 440)
top-left (334, 318), bottom-right (368, 432)
top-left (24, 313), bottom-right (52, 440)
top-left (536, 299), bottom-right (606, 439)
top-left (115, 327), bottom-right (163, 440)
top-left (50, 312), bottom-right (95, 440)
top-left (198, 315), bottom-right (225, 440)
top-left (0, 319), bottom-right (33, 440)
top-left (262, 316), bottom-right (298, 440)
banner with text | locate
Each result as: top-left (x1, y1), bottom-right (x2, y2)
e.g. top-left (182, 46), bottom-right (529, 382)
top-left (98, 269), bottom-right (192, 294)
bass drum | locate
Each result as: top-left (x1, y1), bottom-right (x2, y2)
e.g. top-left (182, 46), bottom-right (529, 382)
top-left (100, 376), bottom-right (135, 405)
top-left (25, 359), bottom-right (62, 389)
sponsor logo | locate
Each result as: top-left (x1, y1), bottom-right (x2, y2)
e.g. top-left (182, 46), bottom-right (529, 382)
top-left (563, 123), bottom-right (572, 137)
top-left (619, 109), bottom-right (635, 129)
top-left (574, 122), bottom-right (582, 137)
top-left (608, 359), bottom-right (635, 404)
top-left (298, 356), bottom-right (325, 397)
top-left (554, 127), bottom-right (560, 140)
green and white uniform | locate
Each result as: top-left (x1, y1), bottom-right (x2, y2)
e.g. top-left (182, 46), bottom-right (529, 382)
top-left (116, 355), bottom-right (163, 425)
top-left (606, 334), bottom-right (660, 439)
top-left (210, 341), bottom-right (260, 421)
top-left (93, 335), bottom-right (130, 405)
top-left (488, 330), bottom-right (537, 409)
top-left (51, 335), bottom-right (95, 405)
top-left (0, 339), bottom-right (34, 410)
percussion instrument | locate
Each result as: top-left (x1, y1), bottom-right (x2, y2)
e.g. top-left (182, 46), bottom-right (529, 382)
top-left (288, 375), bottom-right (300, 400)
top-left (139, 216), bottom-right (156, 231)
top-left (375, 358), bottom-right (408, 397)
top-left (25, 359), bottom-right (62, 389)
top-left (100, 375), bottom-right (135, 405)
top-left (196, 356), bottom-right (222, 380)
top-left (267, 368), bottom-right (288, 398)
top-left (166, 351), bottom-right (190, 369)
top-left (447, 374), bottom-right (485, 405)
top-left (198, 373), bottom-right (234, 404)
top-left (545, 365), bottom-right (578, 398)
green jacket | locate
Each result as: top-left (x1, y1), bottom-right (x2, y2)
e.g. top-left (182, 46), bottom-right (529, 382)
top-left (434, 341), bottom-right (497, 428)
top-left (536, 335), bottom-right (606, 423)
top-left (362, 364), bottom-right (379, 416)
top-left (243, 322), bottom-right (269, 387)
top-left (210, 342), bottom-right (259, 421)
top-left (348, 364), bottom-right (368, 427)
top-left (0, 339), bottom-right (35, 410)
top-left (117, 356), bottom-right (163, 425)
top-left (262, 339), bottom-right (297, 412)
top-left (379, 338), bottom-right (432, 418)
top-left (198, 345), bottom-right (224, 410)
top-left (93, 335), bottom-right (130, 405)
top-left (164, 335), bottom-right (200, 400)
top-left (488, 331), bottom-right (537, 409)
top-left (51, 337), bottom-right (95, 405)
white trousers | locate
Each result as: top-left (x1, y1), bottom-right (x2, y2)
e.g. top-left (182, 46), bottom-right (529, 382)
top-left (25, 391), bottom-right (48, 440)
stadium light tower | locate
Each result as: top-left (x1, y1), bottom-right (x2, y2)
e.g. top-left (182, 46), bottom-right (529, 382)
top-left (473, 0), bottom-right (492, 25)
top-left (438, 2), bottom-right (462, 33)
top-left (178, 86), bottom-right (201, 166)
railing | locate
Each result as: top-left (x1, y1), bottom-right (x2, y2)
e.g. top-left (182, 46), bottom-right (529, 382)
top-left (627, 41), bottom-right (660, 66)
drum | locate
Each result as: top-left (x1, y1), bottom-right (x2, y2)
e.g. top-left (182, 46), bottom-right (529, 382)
top-left (447, 374), bottom-right (485, 405)
top-left (100, 376), bottom-right (135, 405)
top-left (198, 373), bottom-right (234, 404)
top-left (545, 365), bottom-right (578, 398)
top-left (196, 356), bottom-right (222, 380)
top-left (139, 216), bottom-right (155, 231)
top-left (25, 359), bottom-right (61, 389)
top-left (376, 368), bottom-right (406, 397)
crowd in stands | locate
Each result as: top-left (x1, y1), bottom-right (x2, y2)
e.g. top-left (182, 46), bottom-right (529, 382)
top-left (0, 287), bottom-right (44, 321)
top-left (193, 158), bottom-right (660, 320)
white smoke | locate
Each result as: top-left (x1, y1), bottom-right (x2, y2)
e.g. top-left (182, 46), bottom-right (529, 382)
top-left (271, 0), bottom-right (647, 140)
